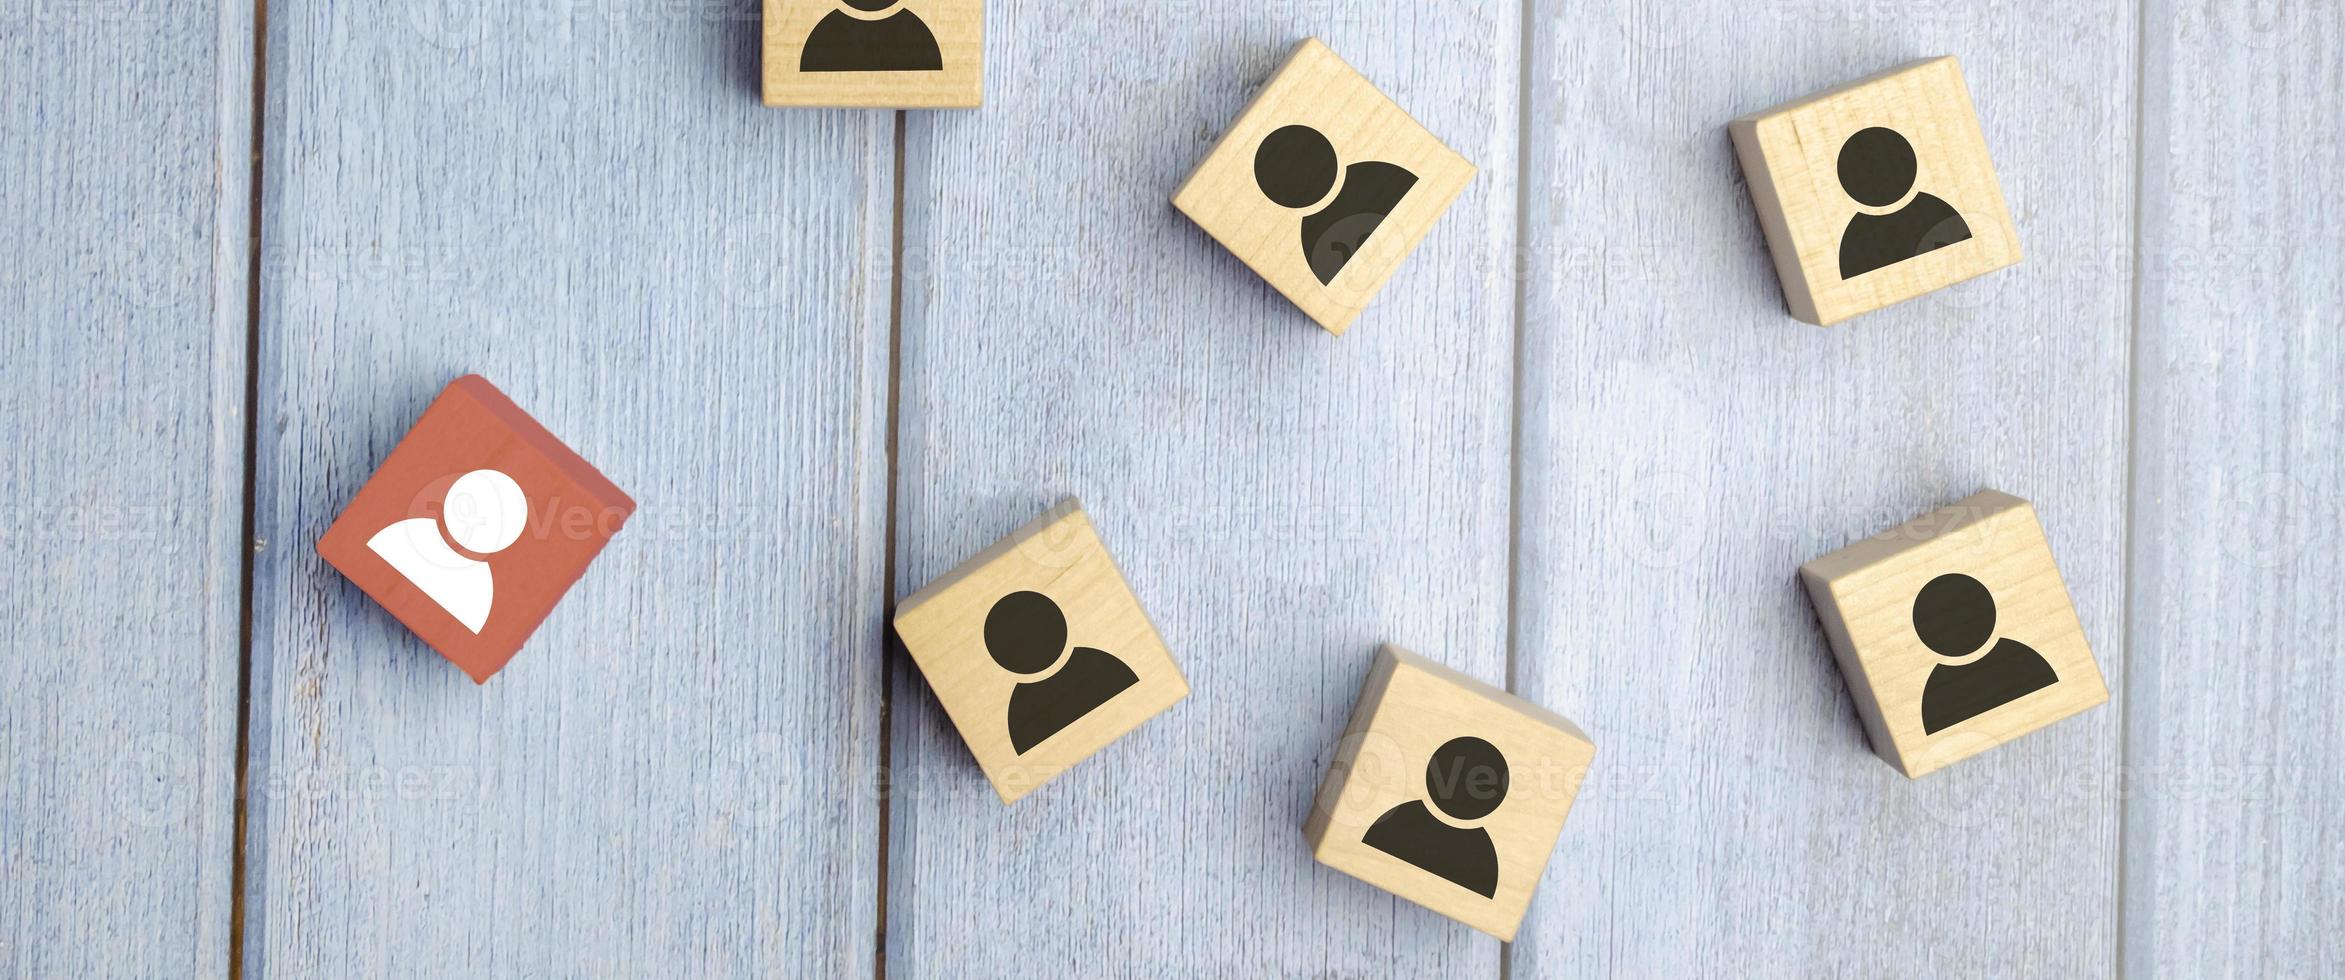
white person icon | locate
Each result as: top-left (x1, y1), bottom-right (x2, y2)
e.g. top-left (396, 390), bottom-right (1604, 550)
top-left (366, 468), bottom-right (529, 633)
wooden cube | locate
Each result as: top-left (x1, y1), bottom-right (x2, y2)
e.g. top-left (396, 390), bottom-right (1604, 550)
top-left (317, 375), bottom-right (635, 683)
top-left (1729, 57), bottom-right (2020, 325)
top-left (1304, 645), bottom-right (1595, 940)
top-left (894, 498), bottom-right (1188, 804)
top-left (762, 0), bottom-right (982, 108)
top-left (1800, 490), bottom-right (2107, 777)
top-left (1173, 38), bottom-right (1476, 336)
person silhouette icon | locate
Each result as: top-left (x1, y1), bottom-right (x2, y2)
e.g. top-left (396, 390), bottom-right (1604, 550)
top-left (1835, 126), bottom-right (1974, 279)
top-left (985, 590), bottom-right (1141, 754)
top-left (365, 469), bottom-right (528, 634)
top-left (1914, 573), bottom-right (2060, 733)
top-left (1253, 124), bottom-right (1419, 285)
top-left (799, 0), bottom-right (942, 73)
top-left (1361, 736), bottom-right (1506, 898)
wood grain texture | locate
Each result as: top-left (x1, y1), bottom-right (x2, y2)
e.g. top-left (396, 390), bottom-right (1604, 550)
top-left (2125, 1), bottom-right (2345, 975)
top-left (1512, 2), bottom-right (2135, 975)
top-left (13, 0), bottom-right (2342, 973)
top-left (885, 1), bottom-right (1519, 974)
top-left (239, 1), bottom-right (890, 974)
top-left (1303, 645), bottom-right (1595, 942)
top-left (893, 497), bottom-right (1190, 805)
top-left (1171, 37), bottom-right (1479, 335)
top-left (1728, 56), bottom-right (2022, 325)
top-left (762, 0), bottom-right (985, 107)
top-left (0, 1), bottom-right (252, 975)
top-left (1800, 491), bottom-right (2108, 778)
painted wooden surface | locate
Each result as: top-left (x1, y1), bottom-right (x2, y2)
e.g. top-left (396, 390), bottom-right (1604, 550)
top-left (237, 1), bottom-right (890, 975)
top-left (1513, 1), bottom-right (2137, 975)
top-left (6, 0), bottom-right (2343, 977)
top-left (2124, 1), bottom-right (2345, 975)
top-left (0, 2), bottom-right (253, 976)
top-left (883, 3), bottom-right (1518, 975)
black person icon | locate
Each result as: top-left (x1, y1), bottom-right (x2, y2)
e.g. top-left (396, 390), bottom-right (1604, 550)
top-left (1253, 124), bottom-right (1419, 285)
top-left (985, 590), bottom-right (1140, 754)
top-left (1914, 573), bottom-right (2060, 733)
top-left (799, 0), bottom-right (942, 73)
top-left (1362, 736), bottom-right (1506, 898)
top-left (1836, 126), bottom-right (1974, 279)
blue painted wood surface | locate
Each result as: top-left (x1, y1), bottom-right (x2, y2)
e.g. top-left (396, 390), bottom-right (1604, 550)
top-left (2, 0), bottom-right (2338, 976)
top-left (0, 1), bottom-right (253, 975)
top-left (1512, 3), bottom-right (2138, 975)
top-left (236, 2), bottom-right (889, 975)
top-left (2124, 1), bottom-right (2345, 974)
top-left (886, 3), bottom-right (1517, 975)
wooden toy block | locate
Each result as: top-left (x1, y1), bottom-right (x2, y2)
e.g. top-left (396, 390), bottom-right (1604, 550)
top-left (1800, 490), bottom-right (2107, 778)
top-left (1729, 57), bottom-right (2020, 325)
top-left (1173, 38), bottom-right (1476, 336)
top-left (893, 498), bottom-right (1188, 804)
top-left (762, 0), bottom-right (982, 108)
top-left (1304, 644), bottom-right (1595, 941)
top-left (317, 375), bottom-right (634, 683)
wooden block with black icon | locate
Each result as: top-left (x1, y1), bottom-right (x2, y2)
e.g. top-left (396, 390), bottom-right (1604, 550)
top-left (1304, 644), bottom-right (1595, 940)
top-left (762, 0), bottom-right (983, 108)
top-left (1800, 490), bottom-right (2108, 778)
top-left (1730, 57), bottom-right (2020, 325)
top-left (893, 498), bottom-right (1188, 804)
top-left (1173, 38), bottom-right (1476, 336)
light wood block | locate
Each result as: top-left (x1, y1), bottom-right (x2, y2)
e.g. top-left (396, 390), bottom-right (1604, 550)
top-left (1800, 490), bottom-right (2107, 778)
top-left (1729, 57), bottom-right (2020, 325)
top-left (894, 498), bottom-right (1188, 804)
top-left (1304, 645), bottom-right (1595, 941)
top-left (763, 0), bottom-right (982, 108)
top-left (1173, 38), bottom-right (1476, 336)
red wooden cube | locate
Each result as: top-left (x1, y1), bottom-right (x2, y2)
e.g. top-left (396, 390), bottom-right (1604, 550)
top-left (317, 375), bottom-right (633, 682)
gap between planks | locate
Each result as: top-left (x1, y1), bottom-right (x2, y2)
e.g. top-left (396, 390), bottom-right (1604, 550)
top-left (227, 0), bottom-right (271, 975)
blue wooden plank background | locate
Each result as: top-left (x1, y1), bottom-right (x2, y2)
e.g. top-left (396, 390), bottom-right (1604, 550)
top-left (2125, 1), bottom-right (2345, 974)
top-left (2, 0), bottom-right (2338, 977)
top-left (236, 1), bottom-right (889, 975)
top-left (886, 3), bottom-right (1517, 975)
top-left (1513, 2), bottom-right (2136, 975)
top-left (1, 0), bottom-right (253, 975)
